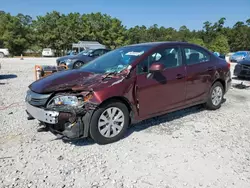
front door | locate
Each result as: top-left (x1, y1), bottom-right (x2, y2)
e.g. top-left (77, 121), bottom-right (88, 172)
top-left (136, 45), bottom-right (187, 119)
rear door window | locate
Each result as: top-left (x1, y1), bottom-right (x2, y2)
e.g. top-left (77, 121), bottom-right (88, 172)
top-left (183, 47), bottom-right (210, 65)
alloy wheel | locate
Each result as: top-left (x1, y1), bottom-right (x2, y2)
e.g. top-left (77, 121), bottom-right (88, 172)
top-left (211, 86), bottom-right (223, 106)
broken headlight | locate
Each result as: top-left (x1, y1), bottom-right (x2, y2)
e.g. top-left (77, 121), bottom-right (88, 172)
top-left (47, 95), bottom-right (84, 107)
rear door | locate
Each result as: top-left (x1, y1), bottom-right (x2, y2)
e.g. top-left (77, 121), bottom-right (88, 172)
top-left (181, 45), bottom-right (215, 105)
top-left (135, 45), bottom-right (187, 119)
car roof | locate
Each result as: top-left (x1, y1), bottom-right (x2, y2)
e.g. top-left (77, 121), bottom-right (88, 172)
top-left (127, 41), bottom-right (189, 47)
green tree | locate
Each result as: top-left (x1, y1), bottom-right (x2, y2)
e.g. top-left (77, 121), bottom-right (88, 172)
top-left (229, 22), bottom-right (249, 51)
top-left (188, 38), bottom-right (206, 48)
top-left (209, 35), bottom-right (230, 54)
top-left (0, 12), bottom-right (31, 55)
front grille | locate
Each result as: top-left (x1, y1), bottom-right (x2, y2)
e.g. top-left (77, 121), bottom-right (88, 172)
top-left (26, 90), bottom-right (52, 107)
top-left (242, 64), bottom-right (250, 70)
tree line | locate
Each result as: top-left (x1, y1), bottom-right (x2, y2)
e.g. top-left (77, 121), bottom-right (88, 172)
top-left (0, 11), bottom-right (250, 56)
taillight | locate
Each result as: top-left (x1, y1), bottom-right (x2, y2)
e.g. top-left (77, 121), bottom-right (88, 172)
top-left (227, 62), bottom-right (231, 69)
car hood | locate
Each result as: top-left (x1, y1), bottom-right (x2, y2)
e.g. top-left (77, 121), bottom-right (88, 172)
top-left (232, 54), bottom-right (245, 59)
top-left (239, 59), bottom-right (250, 65)
top-left (29, 70), bottom-right (125, 94)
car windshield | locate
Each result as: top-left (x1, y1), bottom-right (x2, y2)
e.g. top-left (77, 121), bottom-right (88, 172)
top-left (80, 45), bottom-right (152, 74)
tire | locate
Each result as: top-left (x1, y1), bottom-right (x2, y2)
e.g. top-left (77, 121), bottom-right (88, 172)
top-left (73, 61), bottom-right (84, 69)
top-left (205, 81), bottom-right (224, 110)
top-left (0, 52), bottom-right (4, 58)
top-left (89, 100), bottom-right (130, 145)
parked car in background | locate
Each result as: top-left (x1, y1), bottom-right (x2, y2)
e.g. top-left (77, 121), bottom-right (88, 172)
top-left (57, 48), bottom-right (110, 69)
top-left (25, 41), bottom-right (231, 144)
top-left (234, 54), bottom-right (250, 78)
top-left (56, 49), bottom-right (88, 66)
top-left (42, 48), bottom-right (55, 57)
top-left (0, 48), bottom-right (10, 58)
top-left (230, 51), bottom-right (250, 62)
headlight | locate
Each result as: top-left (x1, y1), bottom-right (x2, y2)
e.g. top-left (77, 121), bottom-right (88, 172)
top-left (48, 95), bottom-right (84, 107)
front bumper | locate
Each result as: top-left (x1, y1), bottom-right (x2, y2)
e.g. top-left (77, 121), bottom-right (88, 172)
top-left (26, 101), bottom-right (96, 139)
top-left (234, 64), bottom-right (250, 78)
top-left (26, 102), bottom-right (59, 124)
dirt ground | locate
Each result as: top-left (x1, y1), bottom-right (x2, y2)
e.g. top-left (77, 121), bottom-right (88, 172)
top-left (0, 58), bottom-right (250, 188)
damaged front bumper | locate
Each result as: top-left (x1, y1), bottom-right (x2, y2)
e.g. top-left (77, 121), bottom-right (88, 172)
top-left (26, 102), bottom-right (59, 124)
top-left (234, 64), bottom-right (250, 78)
top-left (26, 101), bottom-right (96, 140)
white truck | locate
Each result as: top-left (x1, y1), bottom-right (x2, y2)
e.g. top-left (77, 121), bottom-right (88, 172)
top-left (0, 48), bottom-right (10, 58)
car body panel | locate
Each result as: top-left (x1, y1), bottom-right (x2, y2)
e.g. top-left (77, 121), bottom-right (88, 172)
top-left (136, 65), bottom-right (186, 118)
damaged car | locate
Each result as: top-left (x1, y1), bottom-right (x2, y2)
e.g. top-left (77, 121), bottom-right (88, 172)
top-left (25, 42), bottom-right (232, 144)
top-left (234, 54), bottom-right (250, 78)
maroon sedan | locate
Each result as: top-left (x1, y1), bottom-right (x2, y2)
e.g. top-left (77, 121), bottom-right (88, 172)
top-left (25, 42), bottom-right (232, 144)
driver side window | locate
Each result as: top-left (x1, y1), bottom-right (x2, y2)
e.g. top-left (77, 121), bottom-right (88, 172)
top-left (137, 46), bottom-right (182, 74)
top-left (92, 49), bottom-right (102, 56)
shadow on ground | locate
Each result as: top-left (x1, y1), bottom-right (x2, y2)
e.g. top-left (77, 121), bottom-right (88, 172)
top-left (125, 104), bottom-right (205, 138)
top-left (60, 99), bottom-right (227, 146)
top-left (232, 76), bottom-right (250, 81)
top-left (0, 74), bottom-right (17, 80)
top-left (69, 104), bottom-right (207, 146)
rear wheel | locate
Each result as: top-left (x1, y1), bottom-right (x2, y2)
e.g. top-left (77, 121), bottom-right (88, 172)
top-left (205, 82), bottom-right (224, 110)
top-left (73, 61), bottom-right (84, 69)
top-left (0, 53), bottom-right (4, 58)
top-left (89, 101), bottom-right (129, 145)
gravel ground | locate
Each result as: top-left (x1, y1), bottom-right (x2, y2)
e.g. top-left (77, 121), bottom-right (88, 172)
top-left (0, 58), bottom-right (250, 188)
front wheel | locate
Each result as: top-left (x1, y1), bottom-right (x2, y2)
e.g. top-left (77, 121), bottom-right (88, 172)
top-left (89, 101), bottom-right (129, 145)
top-left (73, 61), bottom-right (84, 69)
top-left (205, 82), bottom-right (224, 110)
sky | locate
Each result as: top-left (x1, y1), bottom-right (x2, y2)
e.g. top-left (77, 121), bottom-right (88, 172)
top-left (1, 0), bottom-right (250, 30)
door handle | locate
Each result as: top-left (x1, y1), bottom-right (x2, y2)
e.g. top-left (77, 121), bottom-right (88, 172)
top-left (176, 74), bottom-right (185, 79)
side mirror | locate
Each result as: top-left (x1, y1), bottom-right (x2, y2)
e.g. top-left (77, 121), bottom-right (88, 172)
top-left (149, 62), bottom-right (165, 72)
top-left (89, 53), bottom-right (94, 57)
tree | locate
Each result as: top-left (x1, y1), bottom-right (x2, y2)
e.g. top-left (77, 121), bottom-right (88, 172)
top-left (0, 12), bottom-right (249, 56)
top-left (209, 35), bottom-right (230, 54)
top-left (0, 12), bottom-right (31, 55)
top-left (229, 22), bottom-right (249, 51)
top-left (188, 38), bottom-right (206, 48)
top-left (178, 25), bottom-right (190, 41)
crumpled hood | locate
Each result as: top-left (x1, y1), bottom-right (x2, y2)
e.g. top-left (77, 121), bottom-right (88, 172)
top-left (29, 70), bottom-right (111, 94)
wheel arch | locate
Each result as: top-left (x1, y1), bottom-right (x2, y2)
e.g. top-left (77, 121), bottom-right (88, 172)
top-left (73, 61), bottom-right (84, 69)
top-left (212, 78), bottom-right (226, 93)
top-left (98, 96), bottom-right (134, 124)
